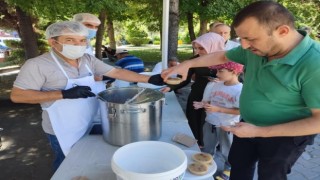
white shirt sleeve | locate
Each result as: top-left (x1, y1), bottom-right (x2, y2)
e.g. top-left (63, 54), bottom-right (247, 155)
top-left (225, 40), bottom-right (240, 50)
top-left (152, 62), bottom-right (162, 74)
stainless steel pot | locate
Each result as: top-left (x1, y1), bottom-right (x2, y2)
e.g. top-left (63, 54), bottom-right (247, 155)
top-left (97, 87), bottom-right (165, 146)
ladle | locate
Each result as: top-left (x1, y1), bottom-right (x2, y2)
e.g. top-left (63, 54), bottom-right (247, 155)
top-left (125, 88), bottom-right (146, 104)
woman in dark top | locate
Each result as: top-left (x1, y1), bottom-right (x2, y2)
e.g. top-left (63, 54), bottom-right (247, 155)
top-left (166, 33), bottom-right (225, 146)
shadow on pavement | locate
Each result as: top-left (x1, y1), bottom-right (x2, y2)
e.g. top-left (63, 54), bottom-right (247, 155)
top-left (0, 99), bottom-right (53, 179)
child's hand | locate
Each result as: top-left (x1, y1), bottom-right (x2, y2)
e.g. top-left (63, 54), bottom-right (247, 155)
top-left (203, 104), bottom-right (220, 112)
top-left (193, 101), bottom-right (205, 109)
top-left (160, 87), bottom-right (171, 93)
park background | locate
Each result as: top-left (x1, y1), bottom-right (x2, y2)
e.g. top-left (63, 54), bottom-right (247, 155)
top-left (0, 0), bottom-right (319, 68)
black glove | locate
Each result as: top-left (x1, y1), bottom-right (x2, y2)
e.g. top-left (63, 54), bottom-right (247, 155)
top-left (62, 86), bottom-right (96, 99)
top-left (148, 74), bottom-right (165, 86)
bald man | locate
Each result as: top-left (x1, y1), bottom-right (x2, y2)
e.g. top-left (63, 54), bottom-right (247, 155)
top-left (211, 23), bottom-right (240, 50)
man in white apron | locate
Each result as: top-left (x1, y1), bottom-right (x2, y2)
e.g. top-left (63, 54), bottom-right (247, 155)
top-left (10, 21), bottom-right (164, 173)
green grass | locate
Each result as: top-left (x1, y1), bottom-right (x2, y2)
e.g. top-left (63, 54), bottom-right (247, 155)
top-left (0, 44), bottom-right (194, 68)
top-left (122, 44), bottom-right (193, 63)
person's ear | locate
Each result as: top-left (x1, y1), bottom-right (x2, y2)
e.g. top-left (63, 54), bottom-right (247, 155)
top-left (48, 38), bottom-right (61, 47)
top-left (276, 25), bottom-right (290, 37)
top-left (48, 39), bottom-right (55, 46)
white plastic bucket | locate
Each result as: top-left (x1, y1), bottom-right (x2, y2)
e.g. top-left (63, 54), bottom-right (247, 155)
top-left (111, 141), bottom-right (187, 180)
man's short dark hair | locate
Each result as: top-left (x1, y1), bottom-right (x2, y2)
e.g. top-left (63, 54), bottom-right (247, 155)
top-left (168, 57), bottom-right (179, 62)
top-left (232, 1), bottom-right (295, 35)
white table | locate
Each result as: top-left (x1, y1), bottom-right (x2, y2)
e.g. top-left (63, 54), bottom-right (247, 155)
top-left (52, 92), bottom-right (214, 180)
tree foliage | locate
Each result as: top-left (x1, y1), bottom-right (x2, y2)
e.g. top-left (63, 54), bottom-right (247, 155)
top-left (126, 22), bottom-right (149, 46)
top-left (1, 0), bottom-right (319, 64)
top-left (124, 0), bottom-right (162, 33)
top-left (180, 0), bottom-right (254, 30)
top-left (278, 0), bottom-right (320, 38)
top-left (0, 1), bottom-right (18, 30)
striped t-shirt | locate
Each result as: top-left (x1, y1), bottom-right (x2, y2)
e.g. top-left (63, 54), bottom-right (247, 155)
top-left (115, 55), bottom-right (144, 73)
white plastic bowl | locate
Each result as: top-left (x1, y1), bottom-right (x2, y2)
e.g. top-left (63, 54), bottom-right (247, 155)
top-left (111, 141), bottom-right (187, 180)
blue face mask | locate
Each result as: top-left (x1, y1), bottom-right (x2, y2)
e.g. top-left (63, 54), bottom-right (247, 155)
top-left (87, 28), bottom-right (97, 39)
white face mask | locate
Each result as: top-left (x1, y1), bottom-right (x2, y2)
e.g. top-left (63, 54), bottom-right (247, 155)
top-left (55, 41), bottom-right (86, 60)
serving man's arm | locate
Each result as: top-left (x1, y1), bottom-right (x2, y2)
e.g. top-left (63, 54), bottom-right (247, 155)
top-left (161, 51), bottom-right (228, 81)
top-left (11, 86), bottom-right (96, 104)
top-left (105, 68), bottom-right (164, 86)
top-left (105, 68), bottom-right (148, 83)
top-left (223, 109), bottom-right (320, 137)
top-left (11, 87), bottom-right (63, 104)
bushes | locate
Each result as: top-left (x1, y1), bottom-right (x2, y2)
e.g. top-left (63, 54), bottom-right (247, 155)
top-left (126, 37), bottom-right (149, 46)
top-left (3, 40), bottom-right (25, 65)
top-left (153, 40), bottom-right (160, 45)
top-left (153, 36), bottom-right (160, 45)
top-left (5, 49), bottom-right (25, 65)
top-left (3, 33), bottom-right (49, 66)
top-left (181, 33), bottom-right (192, 44)
top-left (126, 23), bottom-right (149, 46)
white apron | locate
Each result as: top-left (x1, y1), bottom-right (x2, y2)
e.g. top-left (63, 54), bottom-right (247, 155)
top-left (43, 52), bottom-right (105, 155)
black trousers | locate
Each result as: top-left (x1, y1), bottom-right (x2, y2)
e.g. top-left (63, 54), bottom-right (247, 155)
top-left (186, 93), bottom-right (206, 146)
top-left (229, 133), bottom-right (316, 180)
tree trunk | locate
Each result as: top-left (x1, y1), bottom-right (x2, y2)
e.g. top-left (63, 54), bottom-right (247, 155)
top-left (168, 0), bottom-right (179, 59)
top-left (199, 19), bottom-right (208, 35)
top-left (199, 0), bottom-right (209, 35)
top-left (106, 13), bottom-right (116, 50)
top-left (159, 25), bottom-right (162, 51)
top-left (95, 10), bottom-right (106, 60)
top-left (186, 12), bottom-right (196, 41)
top-left (16, 6), bottom-right (38, 60)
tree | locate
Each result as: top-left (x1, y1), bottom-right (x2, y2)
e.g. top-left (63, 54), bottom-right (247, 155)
top-left (0, 1), bottom-right (19, 31)
top-left (1, 0), bottom-right (319, 64)
top-left (128, 0), bottom-right (162, 34)
top-left (1, 0), bottom-right (40, 59)
top-left (180, 0), bottom-right (198, 41)
top-left (198, 0), bottom-right (210, 35)
top-left (180, 0), bottom-right (253, 40)
top-left (186, 12), bottom-right (196, 41)
top-left (95, 10), bottom-right (106, 60)
top-left (3, 0), bottom-right (81, 60)
top-left (106, 13), bottom-right (116, 50)
top-left (16, 6), bottom-right (39, 59)
top-left (279, 0), bottom-right (320, 38)
top-left (168, 0), bottom-right (180, 59)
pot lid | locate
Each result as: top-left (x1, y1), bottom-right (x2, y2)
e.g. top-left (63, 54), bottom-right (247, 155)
top-left (98, 87), bottom-right (164, 104)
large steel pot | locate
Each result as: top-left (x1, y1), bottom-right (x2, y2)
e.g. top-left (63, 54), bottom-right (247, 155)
top-left (97, 87), bottom-right (165, 146)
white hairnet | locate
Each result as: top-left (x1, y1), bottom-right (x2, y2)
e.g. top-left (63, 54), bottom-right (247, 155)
top-left (45, 21), bottom-right (88, 39)
top-left (73, 13), bottom-right (101, 25)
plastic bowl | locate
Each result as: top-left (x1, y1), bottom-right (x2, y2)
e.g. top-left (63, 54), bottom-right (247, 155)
top-left (111, 141), bottom-right (187, 180)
